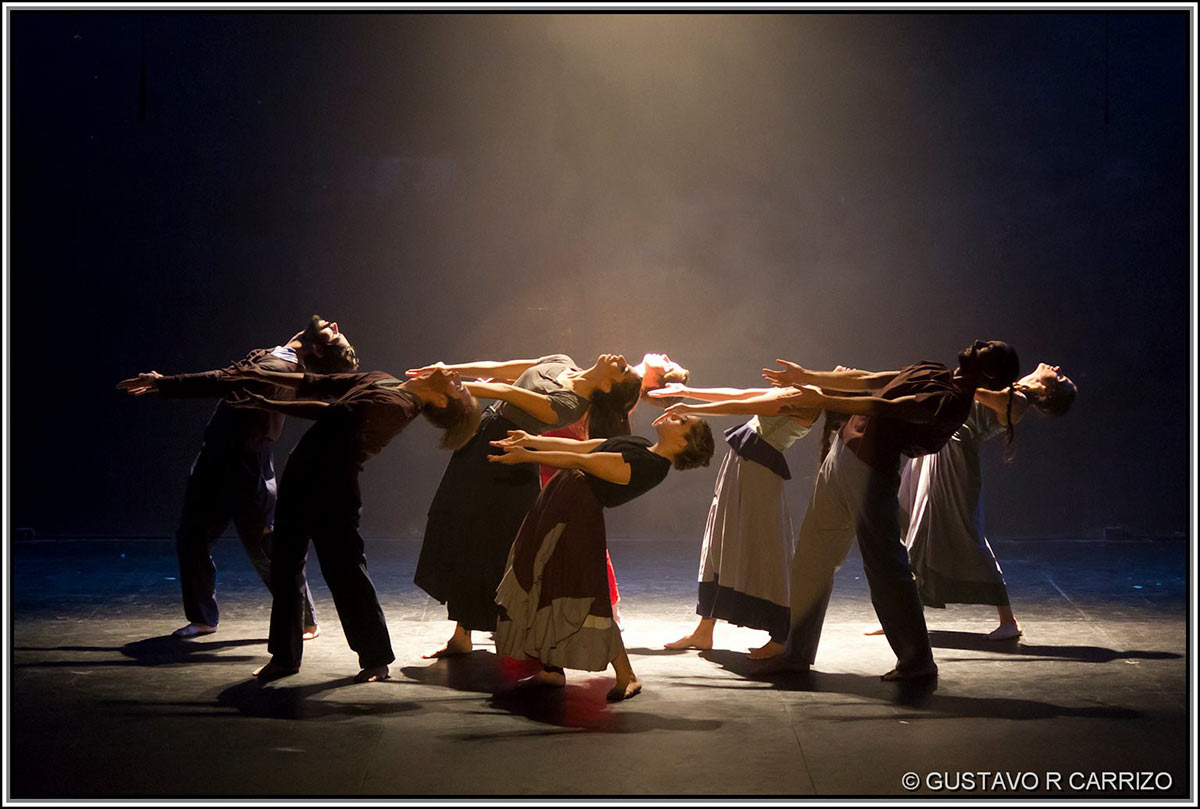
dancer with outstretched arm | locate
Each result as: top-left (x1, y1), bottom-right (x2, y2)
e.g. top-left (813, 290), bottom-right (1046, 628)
top-left (489, 412), bottom-right (716, 701)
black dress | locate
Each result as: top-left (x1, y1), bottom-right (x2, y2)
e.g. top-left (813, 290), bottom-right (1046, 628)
top-left (495, 436), bottom-right (670, 671)
top-left (414, 356), bottom-right (590, 631)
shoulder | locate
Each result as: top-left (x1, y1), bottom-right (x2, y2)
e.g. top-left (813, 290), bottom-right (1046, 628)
top-left (250, 346), bottom-right (298, 372)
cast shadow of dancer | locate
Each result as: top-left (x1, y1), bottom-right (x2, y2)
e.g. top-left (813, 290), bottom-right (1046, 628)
top-left (14, 634), bottom-right (266, 668)
top-left (401, 652), bottom-right (723, 738)
top-left (694, 649), bottom-right (1143, 721)
top-left (213, 677), bottom-right (422, 721)
top-left (927, 630), bottom-right (1182, 662)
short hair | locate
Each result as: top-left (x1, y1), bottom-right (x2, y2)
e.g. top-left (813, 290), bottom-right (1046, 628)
top-left (423, 391), bottom-right (481, 451)
top-left (673, 419), bottom-right (716, 471)
top-left (1029, 376), bottom-right (1077, 417)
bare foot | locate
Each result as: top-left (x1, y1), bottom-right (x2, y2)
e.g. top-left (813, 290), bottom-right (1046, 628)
top-left (881, 664), bottom-right (938, 682)
top-left (748, 640), bottom-right (785, 660)
top-left (606, 677), bottom-right (642, 702)
top-left (302, 625), bottom-right (321, 641)
top-left (516, 669), bottom-right (566, 689)
top-left (252, 659), bottom-right (300, 682)
top-left (663, 633), bottom-right (713, 651)
top-left (863, 625), bottom-right (885, 636)
top-left (173, 622), bottom-right (217, 639)
top-left (354, 665), bottom-right (391, 683)
top-left (986, 622), bottom-right (1022, 641)
top-left (422, 634), bottom-right (472, 659)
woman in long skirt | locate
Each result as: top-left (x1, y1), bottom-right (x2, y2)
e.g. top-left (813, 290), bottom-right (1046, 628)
top-left (410, 354), bottom-right (643, 658)
top-left (490, 412), bottom-right (716, 701)
top-left (885, 362), bottom-right (1077, 640)
top-left (651, 385), bottom-right (821, 659)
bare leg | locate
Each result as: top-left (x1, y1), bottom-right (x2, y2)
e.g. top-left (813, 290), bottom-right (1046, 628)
top-left (987, 605), bottom-right (1022, 640)
top-left (664, 617), bottom-right (715, 650)
top-left (423, 623), bottom-right (473, 658)
top-left (354, 664), bottom-right (391, 683)
top-left (607, 645), bottom-right (642, 702)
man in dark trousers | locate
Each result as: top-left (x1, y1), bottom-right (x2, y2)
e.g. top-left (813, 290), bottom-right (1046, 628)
top-left (117, 316), bottom-right (359, 639)
top-left (761, 340), bottom-right (1021, 681)
top-left (224, 365), bottom-right (480, 683)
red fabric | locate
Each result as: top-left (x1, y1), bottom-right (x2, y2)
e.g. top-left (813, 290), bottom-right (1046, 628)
top-left (537, 417), bottom-right (620, 609)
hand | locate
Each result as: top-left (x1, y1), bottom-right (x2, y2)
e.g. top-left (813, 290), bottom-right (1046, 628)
top-left (646, 382), bottom-right (690, 399)
top-left (226, 390), bottom-right (271, 409)
top-left (775, 386), bottom-right (821, 414)
top-left (661, 402), bottom-right (694, 417)
top-left (762, 359), bottom-right (807, 388)
top-left (116, 371), bottom-right (163, 396)
top-left (489, 430), bottom-right (532, 450)
top-left (487, 444), bottom-right (534, 465)
top-left (405, 361), bottom-right (448, 377)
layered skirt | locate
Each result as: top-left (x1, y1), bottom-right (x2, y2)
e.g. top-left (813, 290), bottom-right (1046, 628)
top-left (495, 469), bottom-right (621, 671)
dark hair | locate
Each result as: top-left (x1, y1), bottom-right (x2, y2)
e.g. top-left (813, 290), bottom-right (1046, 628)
top-left (1027, 377), bottom-right (1077, 417)
top-left (977, 341), bottom-right (1021, 391)
top-left (587, 375), bottom-right (642, 439)
top-left (423, 391), bottom-right (481, 451)
top-left (673, 419), bottom-right (715, 471)
top-left (305, 343), bottom-right (359, 374)
top-left (1002, 386), bottom-right (1018, 462)
top-left (818, 410), bottom-right (850, 463)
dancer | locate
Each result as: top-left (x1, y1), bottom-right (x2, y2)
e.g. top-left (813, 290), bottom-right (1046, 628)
top-left (116, 316), bottom-right (358, 639)
top-left (408, 354), bottom-right (644, 658)
top-left (536, 353), bottom-right (693, 625)
top-left (651, 384), bottom-right (821, 659)
top-left (490, 412), bottom-right (716, 700)
top-left (227, 365), bottom-right (480, 682)
top-left (876, 362), bottom-right (1077, 641)
top-left (759, 342), bottom-right (1021, 679)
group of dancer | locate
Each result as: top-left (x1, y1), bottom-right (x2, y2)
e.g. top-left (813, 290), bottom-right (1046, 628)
top-left (119, 316), bottom-right (1075, 699)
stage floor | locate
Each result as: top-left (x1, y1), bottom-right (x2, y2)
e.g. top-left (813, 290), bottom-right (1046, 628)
top-left (8, 536), bottom-right (1191, 799)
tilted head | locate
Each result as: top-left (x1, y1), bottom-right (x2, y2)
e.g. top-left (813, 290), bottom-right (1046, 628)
top-left (1017, 362), bottom-right (1077, 417)
top-left (958, 339), bottom-right (1020, 391)
top-left (298, 315), bottom-right (359, 373)
top-left (638, 353), bottom-right (690, 391)
top-left (587, 353), bottom-right (643, 438)
top-left (408, 367), bottom-right (481, 450)
top-left (651, 411), bottom-right (716, 471)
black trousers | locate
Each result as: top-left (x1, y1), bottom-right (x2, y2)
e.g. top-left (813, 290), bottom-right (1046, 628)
top-left (175, 448), bottom-right (317, 628)
top-left (268, 462), bottom-right (394, 670)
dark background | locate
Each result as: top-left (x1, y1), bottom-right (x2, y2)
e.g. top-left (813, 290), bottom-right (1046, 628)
top-left (8, 11), bottom-right (1192, 541)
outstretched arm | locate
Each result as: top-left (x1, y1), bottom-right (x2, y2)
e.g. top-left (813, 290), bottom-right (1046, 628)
top-left (647, 383), bottom-right (775, 403)
top-left (406, 359), bottom-right (540, 382)
top-left (773, 386), bottom-right (941, 423)
top-left (488, 445), bottom-right (632, 485)
top-left (228, 391), bottom-right (330, 420)
top-left (663, 387), bottom-right (822, 424)
top-left (463, 381), bottom-right (558, 425)
top-left (975, 387), bottom-right (1030, 426)
top-left (490, 430), bottom-right (606, 454)
top-left (763, 360), bottom-right (899, 392)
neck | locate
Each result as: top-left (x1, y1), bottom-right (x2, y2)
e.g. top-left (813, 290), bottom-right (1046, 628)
top-left (568, 365), bottom-right (605, 398)
top-left (399, 379), bottom-right (426, 406)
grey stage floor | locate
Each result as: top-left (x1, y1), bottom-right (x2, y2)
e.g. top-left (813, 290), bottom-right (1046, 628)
top-left (7, 536), bottom-right (1192, 800)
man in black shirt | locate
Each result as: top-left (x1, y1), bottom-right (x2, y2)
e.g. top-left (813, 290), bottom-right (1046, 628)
top-left (762, 340), bottom-right (1020, 681)
top-left (117, 316), bottom-right (359, 639)
top-left (226, 365), bottom-right (480, 683)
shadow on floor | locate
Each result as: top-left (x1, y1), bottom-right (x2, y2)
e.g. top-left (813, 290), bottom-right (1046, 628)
top-left (213, 677), bottom-right (423, 720)
top-left (14, 635), bottom-right (265, 667)
top-left (927, 630), bottom-right (1183, 662)
top-left (692, 649), bottom-right (1142, 721)
top-left (400, 651), bottom-right (724, 737)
